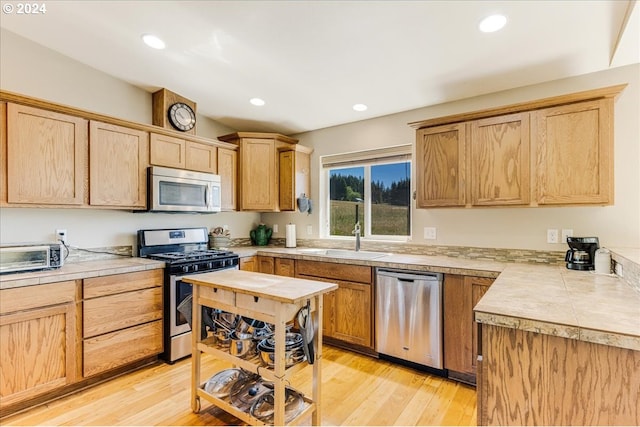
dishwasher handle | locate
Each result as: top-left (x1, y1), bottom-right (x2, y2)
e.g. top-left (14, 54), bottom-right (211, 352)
top-left (376, 268), bottom-right (442, 282)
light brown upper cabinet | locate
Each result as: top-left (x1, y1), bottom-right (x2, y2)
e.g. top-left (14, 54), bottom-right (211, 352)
top-left (416, 123), bottom-right (466, 207)
top-left (89, 121), bottom-right (149, 209)
top-left (5, 103), bottom-right (87, 205)
top-left (411, 85), bottom-right (623, 208)
top-left (149, 133), bottom-right (217, 174)
top-left (218, 132), bottom-right (299, 212)
top-left (217, 147), bottom-right (237, 211)
top-left (279, 145), bottom-right (313, 211)
top-left (469, 113), bottom-right (530, 206)
top-left (532, 98), bottom-right (613, 205)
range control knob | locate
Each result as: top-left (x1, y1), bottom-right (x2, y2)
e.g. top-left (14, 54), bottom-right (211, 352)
top-left (182, 265), bottom-right (190, 273)
top-left (192, 264), bottom-right (199, 272)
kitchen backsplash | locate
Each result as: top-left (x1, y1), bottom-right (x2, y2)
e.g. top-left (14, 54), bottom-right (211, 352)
top-left (230, 238), bottom-right (566, 265)
top-left (65, 245), bottom-right (132, 263)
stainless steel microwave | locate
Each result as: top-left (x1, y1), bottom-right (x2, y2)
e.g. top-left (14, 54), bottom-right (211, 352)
top-left (0, 243), bottom-right (64, 274)
top-left (148, 166), bottom-right (221, 213)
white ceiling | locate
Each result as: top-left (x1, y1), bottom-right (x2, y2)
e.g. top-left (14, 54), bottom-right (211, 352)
top-left (1, 1), bottom-right (638, 134)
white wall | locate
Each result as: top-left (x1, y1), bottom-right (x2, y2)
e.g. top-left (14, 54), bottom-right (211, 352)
top-left (0, 29), bottom-right (261, 249)
top-left (263, 64), bottom-right (640, 251)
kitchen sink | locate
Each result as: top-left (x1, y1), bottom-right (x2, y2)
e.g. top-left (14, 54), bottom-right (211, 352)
top-left (296, 248), bottom-right (389, 260)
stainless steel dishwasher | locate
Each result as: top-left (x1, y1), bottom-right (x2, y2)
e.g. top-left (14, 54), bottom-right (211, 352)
top-left (375, 268), bottom-right (443, 370)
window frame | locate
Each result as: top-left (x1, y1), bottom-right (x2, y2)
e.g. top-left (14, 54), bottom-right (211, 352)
top-left (320, 145), bottom-right (412, 242)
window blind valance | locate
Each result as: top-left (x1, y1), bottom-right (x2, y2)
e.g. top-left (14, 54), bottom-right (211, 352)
top-left (321, 144), bottom-right (411, 169)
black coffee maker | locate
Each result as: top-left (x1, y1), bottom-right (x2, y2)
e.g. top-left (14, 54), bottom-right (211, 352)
top-left (565, 237), bottom-right (599, 270)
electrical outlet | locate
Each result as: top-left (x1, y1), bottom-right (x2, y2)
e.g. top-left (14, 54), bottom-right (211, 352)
top-left (272, 224), bottom-right (279, 233)
top-left (561, 229), bottom-right (574, 243)
top-left (424, 227), bottom-right (437, 240)
top-left (56, 229), bottom-right (67, 244)
top-left (306, 225), bottom-right (313, 235)
top-left (547, 229), bottom-right (559, 244)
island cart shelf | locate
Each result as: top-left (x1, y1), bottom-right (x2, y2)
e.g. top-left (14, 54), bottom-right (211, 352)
top-left (183, 269), bottom-right (337, 426)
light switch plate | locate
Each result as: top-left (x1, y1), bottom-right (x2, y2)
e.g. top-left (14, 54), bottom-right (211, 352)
top-left (306, 225), bottom-right (313, 235)
top-left (424, 227), bottom-right (436, 240)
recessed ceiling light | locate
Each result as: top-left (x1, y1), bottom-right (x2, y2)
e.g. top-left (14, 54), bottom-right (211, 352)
top-left (353, 104), bottom-right (368, 112)
top-left (250, 98), bottom-right (266, 106)
top-left (479, 14), bottom-right (507, 33)
top-left (142, 34), bottom-right (165, 50)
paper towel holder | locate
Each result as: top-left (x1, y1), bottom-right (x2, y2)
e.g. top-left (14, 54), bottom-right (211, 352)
top-left (285, 223), bottom-right (297, 248)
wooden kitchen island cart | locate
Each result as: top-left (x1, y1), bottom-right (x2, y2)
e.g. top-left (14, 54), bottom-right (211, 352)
top-left (183, 269), bottom-right (337, 426)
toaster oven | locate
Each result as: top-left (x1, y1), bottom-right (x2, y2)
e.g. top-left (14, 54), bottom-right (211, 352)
top-left (0, 243), bottom-right (64, 274)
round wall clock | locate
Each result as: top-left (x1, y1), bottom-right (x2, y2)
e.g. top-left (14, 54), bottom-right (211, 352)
top-left (168, 102), bottom-right (196, 131)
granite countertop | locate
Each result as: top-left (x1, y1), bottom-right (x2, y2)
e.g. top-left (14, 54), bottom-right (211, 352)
top-left (0, 257), bottom-right (165, 290)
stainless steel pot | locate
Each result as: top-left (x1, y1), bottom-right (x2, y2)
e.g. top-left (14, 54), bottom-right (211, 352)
top-left (229, 332), bottom-right (256, 358)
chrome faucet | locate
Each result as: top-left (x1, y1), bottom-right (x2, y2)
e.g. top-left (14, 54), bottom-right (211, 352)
top-left (352, 221), bottom-right (361, 252)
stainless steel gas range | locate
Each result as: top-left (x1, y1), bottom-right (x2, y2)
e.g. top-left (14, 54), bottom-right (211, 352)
top-left (137, 227), bottom-right (239, 363)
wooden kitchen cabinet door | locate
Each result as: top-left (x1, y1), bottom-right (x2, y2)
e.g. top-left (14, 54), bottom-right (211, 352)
top-left (257, 256), bottom-right (275, 274)
top-left (185, 140), bottom-right (217, 173)
top-left (0, 281), bottom-right (78, 410)
top-left (416, 123), bottom-right (466, 207)
top-left (470, 113), bottom-right (530, 206)
top-left (279, 146), bottom-right (312, 211)
top-left (239, 256), bottom-right (257, 272)
top-left (6, 103), bottom-right (87, 205)
top-left (89, 121), bottom-right (148, 208)
top-left (274, 258), bottom-right (295, 277)
top-left (443, 274), bottom-right (493, 382)
top-left (532, 98), bottom-right (613, 205)
top-left (149, 133), bottom-right (185, 169)
top-left (332, 280), bottom-right (372, 347)
top-left (239, 138), bottom-right (278, 211)
top-left (217, 147), bottom-right (237, 211)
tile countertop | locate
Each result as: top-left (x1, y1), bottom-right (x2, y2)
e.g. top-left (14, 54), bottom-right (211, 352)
top-left (244, 246), bottom-right (640, 351)
top-left (0, 257), bottom-right (165, 290)
top-left (474, 263), bottom-right (640, 351)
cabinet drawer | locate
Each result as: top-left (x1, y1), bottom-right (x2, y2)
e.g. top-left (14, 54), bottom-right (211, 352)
top-left (0, 281), bottom-right (76, 315)
top-left (296, 260), bottom-right (371, 284)
top-left (199, 285), bottom-right (235, 306)
top-left (236, 292), bottom-right (278, 316)
top-left (84, 269), bottom-right (163, 299)
top-left (83, 320), bottom-right (162, 377)
top-left (83, 287), bottom-right (163, 338)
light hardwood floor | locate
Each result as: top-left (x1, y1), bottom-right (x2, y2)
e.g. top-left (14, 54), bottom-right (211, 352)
top-left (2, 345), bottom-right (477, 426)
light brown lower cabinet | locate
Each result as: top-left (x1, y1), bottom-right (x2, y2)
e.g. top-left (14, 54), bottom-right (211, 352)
top-left (82, 269), bottom-right (163, 377)
top-left (0, 281), bottom-right (78, 410)
top-left (443, 274), bottom-right (494, 383)
top-left (478, 324), bottom-right (640, 425)
top-left (296, 259), bottom-right (373, 349)
top-left (239, 256), bottom-right (258, 272)
top-left (257, 255), bottom-right (275, 274)
top-left (274, 258), bottom-right (295, 277)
